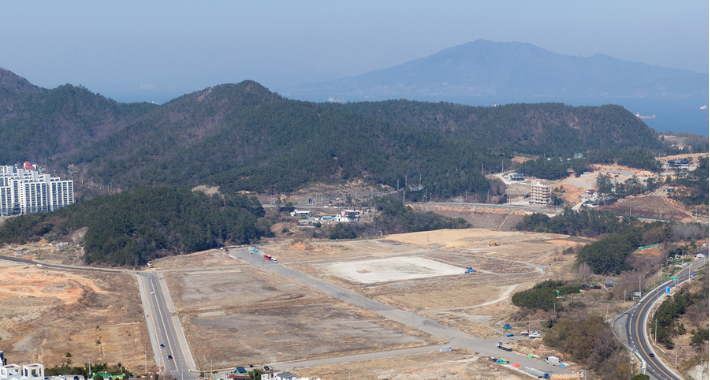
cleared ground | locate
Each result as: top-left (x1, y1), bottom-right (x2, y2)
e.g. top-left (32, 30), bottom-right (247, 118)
top-left (163, 268), bottom-right (438, 369)
top-left (285, 228), bottom-right (574, 341)
top-left (600, 195), bottom-right (694, 222)
top-left (294, 348), bottom-right (527, 380)
top-left (150, 249), bottom-right (246, 270)
top-left (320, 256), bottom-right (465, 284)
top-left (0, 261), bottom-right (152, 371)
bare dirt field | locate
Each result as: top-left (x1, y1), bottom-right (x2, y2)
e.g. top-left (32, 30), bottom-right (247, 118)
top-left (409, 205), bottom-right (527, 231)
top-left (321, 256), bottom-right (465, 284)
top-left (600, 195), bottom-right (694, 222)
top-left (0, 261), bottom-right (152, 371)
top-left (282, 229), bottom-right (576, 340)
top-left (294, 348), bottom-right (527, 380)
top-left (150, 249), bottom-right (246, 270)
top-left (0, 241), bottom-right (86, 266)
top-left (163, 268), bottom-right (439, 369)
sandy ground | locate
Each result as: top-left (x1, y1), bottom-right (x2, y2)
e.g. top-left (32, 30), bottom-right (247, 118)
top-left (294, 348), bottom-right (527, 380)
top-left (320, 256), bottom-right (465, 284)
top-left (164, 268), bottom-right (439, 369)
top-left (0, 261), bottom-right (153, 372)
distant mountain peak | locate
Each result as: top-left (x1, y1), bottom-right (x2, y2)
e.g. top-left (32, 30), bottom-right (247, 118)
top-left (283, 40), bottom-right (707, 103)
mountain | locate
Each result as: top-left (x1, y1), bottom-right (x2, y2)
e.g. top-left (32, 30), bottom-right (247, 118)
top-left (0, 69), bottom-right (156, 164)
top-left (285, 40), bottom-right (708, 101)
top-left (281, 40), bottom-right (709, 136)
top-left (0, 68), bottom-right (664, 199)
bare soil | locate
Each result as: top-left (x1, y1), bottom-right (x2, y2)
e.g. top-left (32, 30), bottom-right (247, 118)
top-left (163, 268), bottom-right (439, 369)
top-left (150, 249), bottom-right (246, 270)
top-left (600, 195), bottom-right (693, 222)
top-left (0, 262), bottom-right (152, 371)
top-left (294, 348), bottom-right (527, 380)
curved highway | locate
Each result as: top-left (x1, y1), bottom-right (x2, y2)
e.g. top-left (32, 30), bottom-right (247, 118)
top-left (613, 257), bottom-right (706, 380)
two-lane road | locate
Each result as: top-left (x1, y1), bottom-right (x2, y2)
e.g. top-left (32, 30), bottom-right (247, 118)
top-left (614, 257), bottom-right (706, 380)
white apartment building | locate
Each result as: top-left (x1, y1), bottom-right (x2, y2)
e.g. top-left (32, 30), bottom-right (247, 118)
top-left (0, 163), bottom-right (74, 216)
top-left (530, 182), bottom-right (551, 205)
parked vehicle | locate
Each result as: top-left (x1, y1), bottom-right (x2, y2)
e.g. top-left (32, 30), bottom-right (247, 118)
top-left (270, 258), bottom-right (278, 263)
top-left (506, 333), bottom-right (514, 337)
top-left (263, 255), bottom-right (271, 260)
top-left (496, 342), bottom-right (512, 352)
top-left (524, 367), bottom-right (549, 379)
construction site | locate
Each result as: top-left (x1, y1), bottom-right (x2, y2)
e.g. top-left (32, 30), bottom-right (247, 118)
top-left (0, 260), bottom-right (153, 371)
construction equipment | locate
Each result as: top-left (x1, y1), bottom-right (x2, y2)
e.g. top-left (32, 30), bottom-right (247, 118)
top-left (465, 267), bottom-right (475, 273)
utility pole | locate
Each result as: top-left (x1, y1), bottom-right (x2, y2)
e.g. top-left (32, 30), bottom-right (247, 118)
top-left (623, 289), bottom-right (627, 302)
top-left (89, 355), bottom-right (92, 376)
top-left (675, 343), bottom-right (678, 368)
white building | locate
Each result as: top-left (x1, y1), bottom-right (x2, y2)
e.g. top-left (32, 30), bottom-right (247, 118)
top-left (530, 182), bottom-right (551, 205)
top-left (0, 163), bottom-right (74, 216)
top-left (0, 363), bottom-right (44, 380)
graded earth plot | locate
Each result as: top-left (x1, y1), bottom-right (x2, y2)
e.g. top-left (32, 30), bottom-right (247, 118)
top-left (0, 262), bottom-right (152, 370)
top-left (295, 349), bottom-right (526, 380)
top-left (256, 239), bottom-right (424, 265)
top-left (321, 256), bottom-right (465, 284)
top-left (288, 229), bottom-right (575, 336)
top-left (151, 249), bottom-right (247, 270)
top-left (163, 268), bottom-right (437, 369)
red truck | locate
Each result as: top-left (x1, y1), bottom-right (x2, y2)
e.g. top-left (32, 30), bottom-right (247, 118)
top-left (263, 255), bottom-right (271, 260)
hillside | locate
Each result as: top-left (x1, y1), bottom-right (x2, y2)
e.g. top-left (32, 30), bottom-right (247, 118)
top-left (0, 68), bottom-right (665, 198)
top-left (337, 100), bottom-right (662, 156)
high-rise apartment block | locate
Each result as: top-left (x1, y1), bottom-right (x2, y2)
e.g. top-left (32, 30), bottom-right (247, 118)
top-left (0, 162), bottom-right (74, 216)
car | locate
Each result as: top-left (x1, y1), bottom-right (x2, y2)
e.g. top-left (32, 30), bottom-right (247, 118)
top-left (168, 355), bottom-right (173, 360)
top-left (509, 338), bottom-right (515, 341)
top-left (160, 344), bottom-right (165, 348)
top-left (506, 333), bottom-right (514, 337)
top-left (263, 366), bottom-right (270, 371)
top-left (150, 291), bottom-right (155, 295)
top-left (650, 353), bottom-right (655, 358)
top-left (37, 264), bottom-right (43, 267)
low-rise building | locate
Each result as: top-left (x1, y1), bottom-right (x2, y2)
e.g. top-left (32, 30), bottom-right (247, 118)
top-left (504, 172), bottom-right (524, 181)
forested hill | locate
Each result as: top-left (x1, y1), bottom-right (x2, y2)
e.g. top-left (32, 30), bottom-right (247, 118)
top-left (337, 100), bottom-right (662, 156)
top-left (0, 68), bottom-right (156, 164)
top-left (0, 68), bottom-right (663, 198)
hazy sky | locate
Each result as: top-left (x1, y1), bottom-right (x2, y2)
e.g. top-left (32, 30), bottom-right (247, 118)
top-left (1, 1), bottom-right (707, 103)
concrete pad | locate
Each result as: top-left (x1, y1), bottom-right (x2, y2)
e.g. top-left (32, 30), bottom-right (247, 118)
top-left (321, 257), bottom-right (465, 284)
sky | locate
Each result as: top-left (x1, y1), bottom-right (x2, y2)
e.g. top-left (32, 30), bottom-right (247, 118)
top-left (0, 1), bottom-right (708, 103)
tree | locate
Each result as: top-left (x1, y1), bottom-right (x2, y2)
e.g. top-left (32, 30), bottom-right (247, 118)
top-left (94, 375), bottom-right (104, 380)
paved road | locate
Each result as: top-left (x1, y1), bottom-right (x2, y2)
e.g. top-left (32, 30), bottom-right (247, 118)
top-left (137, 272), bottom-right (197, 379)
top-left (612, 257), bottom-right (707, 380)
top-left (230, 248), bottom-right (572, 376)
